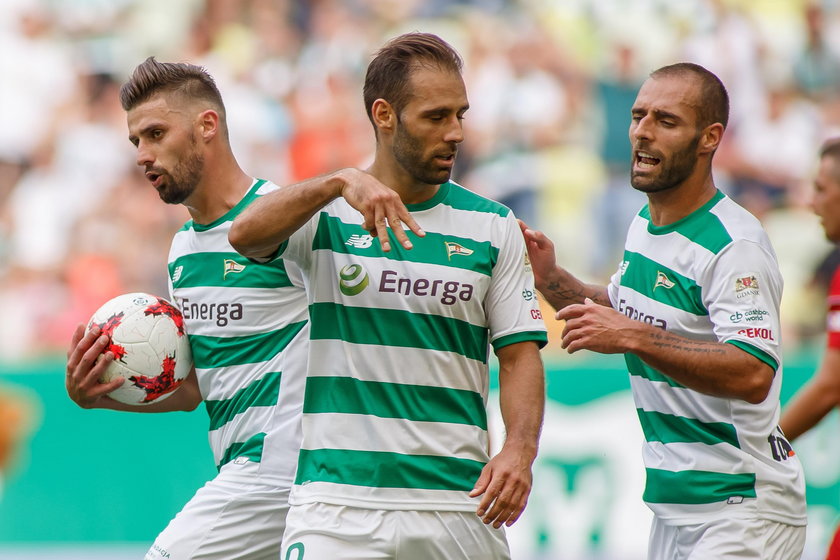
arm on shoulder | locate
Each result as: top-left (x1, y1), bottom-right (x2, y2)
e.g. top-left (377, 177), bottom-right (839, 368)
top-left (229, 168), bottom-right (424, 258)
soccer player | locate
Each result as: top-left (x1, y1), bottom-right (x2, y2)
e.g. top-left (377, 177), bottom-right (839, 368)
top-left (65, 57), bottom-right (308, 560)
top-left (780, 138), bottom-right (840, 559)
top-left (518, 63), bottom-right (806, 559)
top-left (229, 32), bottom-right (547, 559)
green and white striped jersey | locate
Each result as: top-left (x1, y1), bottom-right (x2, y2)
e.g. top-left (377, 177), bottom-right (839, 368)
top-left (276, 181), bottom-right (547, 511)
top-left (168, 179), bottom-right (309, 486)
top-left (608, 189), bottom-right (806, 526)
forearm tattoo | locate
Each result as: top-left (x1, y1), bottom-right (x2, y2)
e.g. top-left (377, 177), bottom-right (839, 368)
top-left (544, 281), bottom-right (610, 309)
top-left (647, 330), bottom-right (727, 355)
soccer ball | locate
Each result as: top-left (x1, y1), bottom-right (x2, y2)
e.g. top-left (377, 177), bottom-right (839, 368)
top-left (86, 292), bottom-right (192, 405)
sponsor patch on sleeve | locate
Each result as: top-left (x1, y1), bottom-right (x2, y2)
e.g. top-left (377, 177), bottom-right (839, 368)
top-left (734, 274), bottom-right (760, 298)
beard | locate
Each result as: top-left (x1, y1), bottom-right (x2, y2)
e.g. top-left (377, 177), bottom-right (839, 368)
top-left (156, 137), bottom-right (204, 205)
top-left (392, 118), bottom-right (454, 186)
top-left (631, 133), bottom-right (701, 194)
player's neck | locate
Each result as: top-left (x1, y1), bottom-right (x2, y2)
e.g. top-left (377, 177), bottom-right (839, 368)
top-left (646, 176), bottom-right (717, 227)
top-left (186, 162), bottom-right (252, 225)
top-left (367, 159), bottom-right (440, 206)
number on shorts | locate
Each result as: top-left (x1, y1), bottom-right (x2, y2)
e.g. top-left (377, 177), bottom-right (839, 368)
top-left (285, 542), bottom-right (304, 560)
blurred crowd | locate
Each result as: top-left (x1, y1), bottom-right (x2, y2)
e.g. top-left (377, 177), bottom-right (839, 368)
top-left (1, 0), bottom-right (839, 361)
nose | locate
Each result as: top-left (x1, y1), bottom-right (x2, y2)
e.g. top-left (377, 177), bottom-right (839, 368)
top-left (630, 115), bottom-right (652, 143)
top-left (445, 116), bottom-right (464, 144)
top-left (135, 142), bottom-right (153, 168)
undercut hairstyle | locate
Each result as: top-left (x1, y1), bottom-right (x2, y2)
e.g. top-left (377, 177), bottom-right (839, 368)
top-left (119, 57), bottom-right (227, 124)
top-left (363, 32), bottom-right (463, 130)
top-left (650, 62), bottom-right (729, 131)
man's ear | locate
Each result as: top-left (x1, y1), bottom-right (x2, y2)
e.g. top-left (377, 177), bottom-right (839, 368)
top-left (371, 99), bottom-right (396, 133)
top-left (197, 109), bottom-right (219, 141)
top-left (699, 122), bottom-right (724, 155)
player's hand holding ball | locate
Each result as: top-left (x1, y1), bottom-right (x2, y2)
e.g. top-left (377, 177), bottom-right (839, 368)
top-left (67, 293), bottom-right (192, 407)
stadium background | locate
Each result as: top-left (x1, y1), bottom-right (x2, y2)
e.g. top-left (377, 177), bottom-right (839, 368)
top-left (1, 0), bottom-right (840, 558)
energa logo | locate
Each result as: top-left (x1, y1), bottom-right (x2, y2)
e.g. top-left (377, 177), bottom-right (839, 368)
top-left (339, 264), bottom-right (369, 296)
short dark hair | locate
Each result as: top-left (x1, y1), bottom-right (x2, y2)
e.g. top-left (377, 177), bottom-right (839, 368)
top-left (820, 137), bottom-right (840, 162)
top-left (650, 62), bottom-right (729, 130)
top-left (119, 57), bottom-right (226, 122)
top-left (363, 32), bottom-right (463, 129)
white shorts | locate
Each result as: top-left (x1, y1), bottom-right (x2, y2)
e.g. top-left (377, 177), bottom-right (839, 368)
top-left (144, 464), bottom-right (290, 560)
top-left (280, 502), bottom-right (510, 560)
top-left (648, 515), bottom-right (806, 560)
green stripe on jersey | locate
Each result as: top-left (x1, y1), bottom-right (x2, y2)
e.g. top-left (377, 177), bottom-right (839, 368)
top-left (625, 354), bottom-right (685, 388)
top-left (190, 320), bottom-right (307, 369)
top-left (205, 371), bottom-right (282, 431)
top-left (637, 409), bottom-right (740, 448)
top-left (726, 340), bottom-right (779, 371)
top-left (304, 377), bottom-right (487, 429)
top-left (192, 179), bottom-right (266, 232)
top-left (295, 448), bottom-right (485, 491)
top-left (312, 214), bottom-right (498, 276)
top-left (621, 251), bottom-right (707, 316)
top-left (217, 432), bottom-right (266, 470)
top-left (169, 252), bottom-right (294, 288)
top-left (431, 182), bottom-right (510, 217)
top-left (643, 468), bottom-right (756, 504)
top-left (640, 190), bottom-right (732, 254)
top-left (309, 302), bottom-right (489, 363)
top-left (493, 331), bottom-right (548, 351)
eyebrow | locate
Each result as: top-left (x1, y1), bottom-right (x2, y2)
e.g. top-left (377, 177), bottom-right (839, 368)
top-left (421, 103), bottom-right (470, 115)
top-left (128, 123), bottom-right (165, 144)
top-left (632, 107), bottom-right (683, 122)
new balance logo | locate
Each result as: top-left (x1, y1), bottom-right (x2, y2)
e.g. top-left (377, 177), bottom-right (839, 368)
top-left (172, 265), bottom-right (183, 282)
top-left (346, 234), bottom-right (374, 249)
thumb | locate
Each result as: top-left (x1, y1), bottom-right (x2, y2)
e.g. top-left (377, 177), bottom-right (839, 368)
top-left (584, 297), bottom-right (594, 305)
top-left (469, 466), bottom-right (491, 497)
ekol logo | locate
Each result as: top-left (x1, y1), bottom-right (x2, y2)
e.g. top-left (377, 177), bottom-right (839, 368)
top-left (339, 264), bottom-right (369, 296)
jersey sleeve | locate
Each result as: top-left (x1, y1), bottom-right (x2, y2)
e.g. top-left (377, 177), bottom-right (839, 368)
top-left (827, 265), bottom-right (840, 349)
top-left (486, 212), bottom-right (548, 351)
top-left (607, 265), bottom-right (623, 309)
top-left (703, 239), bottom-right (783, 372)
top-left (280, 215), bottom-right (319, 272)
top-left (250, 210), bottom-right (320, 272)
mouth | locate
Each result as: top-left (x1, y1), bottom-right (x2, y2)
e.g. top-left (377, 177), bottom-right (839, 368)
top-left (145, 170), bottom-right (164, 188)
top-left (634, 150), bottom-right (661, 170)
top-left (434, 152), bottom-right (456, 167)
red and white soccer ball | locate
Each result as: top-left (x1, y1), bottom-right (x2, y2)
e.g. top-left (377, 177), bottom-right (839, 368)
top-left (86, 292), bottom-right (192, 405)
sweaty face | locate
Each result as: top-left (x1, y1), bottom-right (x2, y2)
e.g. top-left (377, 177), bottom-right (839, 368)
top-left (390, 66), bottom-right (468, 187)
top-left (126, 95), bottom-right (205, 205)
top-left (814, 155), bottom-right (840, 242)
top-left (629, 76), bottom-right (704, 193)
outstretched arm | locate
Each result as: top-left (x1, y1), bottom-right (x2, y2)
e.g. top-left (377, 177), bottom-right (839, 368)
top-left (518, 220), bottom-right (610, 310)
top-left (780, 348), bottom-right (840, 441)
top-left (66, 324), bottom-right (202, 412)
top-left (229, 168), bottom-right (424, 259)
top-left (470, 341), bottom-right (544, 528)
